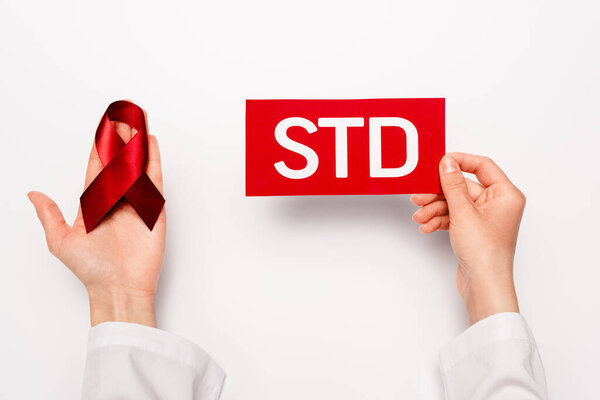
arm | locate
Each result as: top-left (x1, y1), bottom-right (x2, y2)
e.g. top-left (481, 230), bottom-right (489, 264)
top-left (411, 153), bottom-right (547, 399)
top-left (29, 117), bottom-right (224, 399)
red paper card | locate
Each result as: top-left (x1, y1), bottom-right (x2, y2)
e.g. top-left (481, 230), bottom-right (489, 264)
top-left (246, 98), bottom-right (445, 196)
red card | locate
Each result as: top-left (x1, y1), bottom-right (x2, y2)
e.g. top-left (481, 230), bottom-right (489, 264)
top-left (246, 98), bottom-right (445, 196)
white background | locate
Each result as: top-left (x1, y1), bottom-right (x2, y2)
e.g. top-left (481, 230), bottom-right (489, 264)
top-left (1, 0), bottom-right (599, 399)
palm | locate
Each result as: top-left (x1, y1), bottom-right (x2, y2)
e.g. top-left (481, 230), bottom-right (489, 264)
top-left (62, 201), bottom-right (165, 295)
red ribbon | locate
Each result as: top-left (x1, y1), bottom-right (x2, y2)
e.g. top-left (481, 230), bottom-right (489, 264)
top-left (80, 100), bottom-right (165, 233)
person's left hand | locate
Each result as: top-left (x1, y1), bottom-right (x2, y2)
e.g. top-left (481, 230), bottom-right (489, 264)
top-left (28, 119), bottom-right (166, 327)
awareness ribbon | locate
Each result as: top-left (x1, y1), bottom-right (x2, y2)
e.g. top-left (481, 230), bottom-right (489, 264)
top-left (80, 100), bottom-right (165, 232)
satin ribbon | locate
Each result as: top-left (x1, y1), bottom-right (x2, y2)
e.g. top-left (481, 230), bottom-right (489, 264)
top-left (80, 100), bottom-right (165, 232)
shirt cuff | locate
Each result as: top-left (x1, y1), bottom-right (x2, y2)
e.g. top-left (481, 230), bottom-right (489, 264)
top-left (88, 321), bottom-right (225, 397)
top-left (439, 312), bottom-right (535, 375)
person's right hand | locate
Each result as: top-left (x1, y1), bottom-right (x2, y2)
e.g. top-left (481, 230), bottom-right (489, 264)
top-left (411, 153), bottom-right (526, 324)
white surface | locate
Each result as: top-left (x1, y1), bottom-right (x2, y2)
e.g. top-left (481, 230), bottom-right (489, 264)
top-left (1, 0), bottom-right (599, 399)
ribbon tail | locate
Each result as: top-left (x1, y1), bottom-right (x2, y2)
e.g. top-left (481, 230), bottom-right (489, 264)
top-left (124, 173), bottom-right (165, 230)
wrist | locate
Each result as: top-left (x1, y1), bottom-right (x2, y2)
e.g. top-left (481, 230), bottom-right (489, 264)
top-left (462, 271), bottom-right (519, 325)
top-left (87, 286), bottom-right (156, 327)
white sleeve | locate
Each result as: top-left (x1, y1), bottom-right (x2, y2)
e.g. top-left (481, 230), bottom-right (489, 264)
top-left (82, 322), bottom-right (225, 400)
top-left (439, 312), bottom-right (547, 400)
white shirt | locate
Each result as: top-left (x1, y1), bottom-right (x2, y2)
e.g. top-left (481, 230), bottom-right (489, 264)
top-left (82, 312), bottom-right (546, 399)
top-left (439, 312), bottom-right (547, 399)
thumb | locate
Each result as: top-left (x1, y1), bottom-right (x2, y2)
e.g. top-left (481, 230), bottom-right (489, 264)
top-left (439, 156), bottom-right (474, 214)
top-left (27, 191), bottom-right (71, 256)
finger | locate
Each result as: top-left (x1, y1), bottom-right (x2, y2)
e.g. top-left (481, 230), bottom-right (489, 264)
top-left (413, 180), bottom-right (483, 207)
top-left (439, 155), bottom-right (474, 214)
top-left (446, 152), bottom-right (511, 187)
top-left (410, 177), bottom-right (483, 207)
top-left (112, 121), bottom-right (133, 142)
top-left (412, 200), bottom-right (448, 224)
top-left (147, 135), bottom-right (163, 194)
top-left (419, 215), bottom-right (450, 233)
top-left (410, 193), bottom-right (445, 206)
top-left (27, 191), bottom-right (71, 256)
top-left (465, 177), bottom-right (485, 200)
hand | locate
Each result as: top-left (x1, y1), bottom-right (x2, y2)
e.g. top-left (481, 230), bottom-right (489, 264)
top-left (28, 120), bottom-right (166, 327)
top-left (411, 153), bottom-right (525, 324)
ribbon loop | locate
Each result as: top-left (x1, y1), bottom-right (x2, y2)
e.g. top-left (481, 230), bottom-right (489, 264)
top-left (80, 100), bottom-right (165, 232)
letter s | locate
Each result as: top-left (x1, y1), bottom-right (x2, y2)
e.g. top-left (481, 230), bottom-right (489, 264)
top-left (274, 117), bottom-right (319, 179)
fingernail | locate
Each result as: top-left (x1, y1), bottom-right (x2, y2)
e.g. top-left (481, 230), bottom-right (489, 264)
top-left (442, 157), bottom-right (457, 173)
